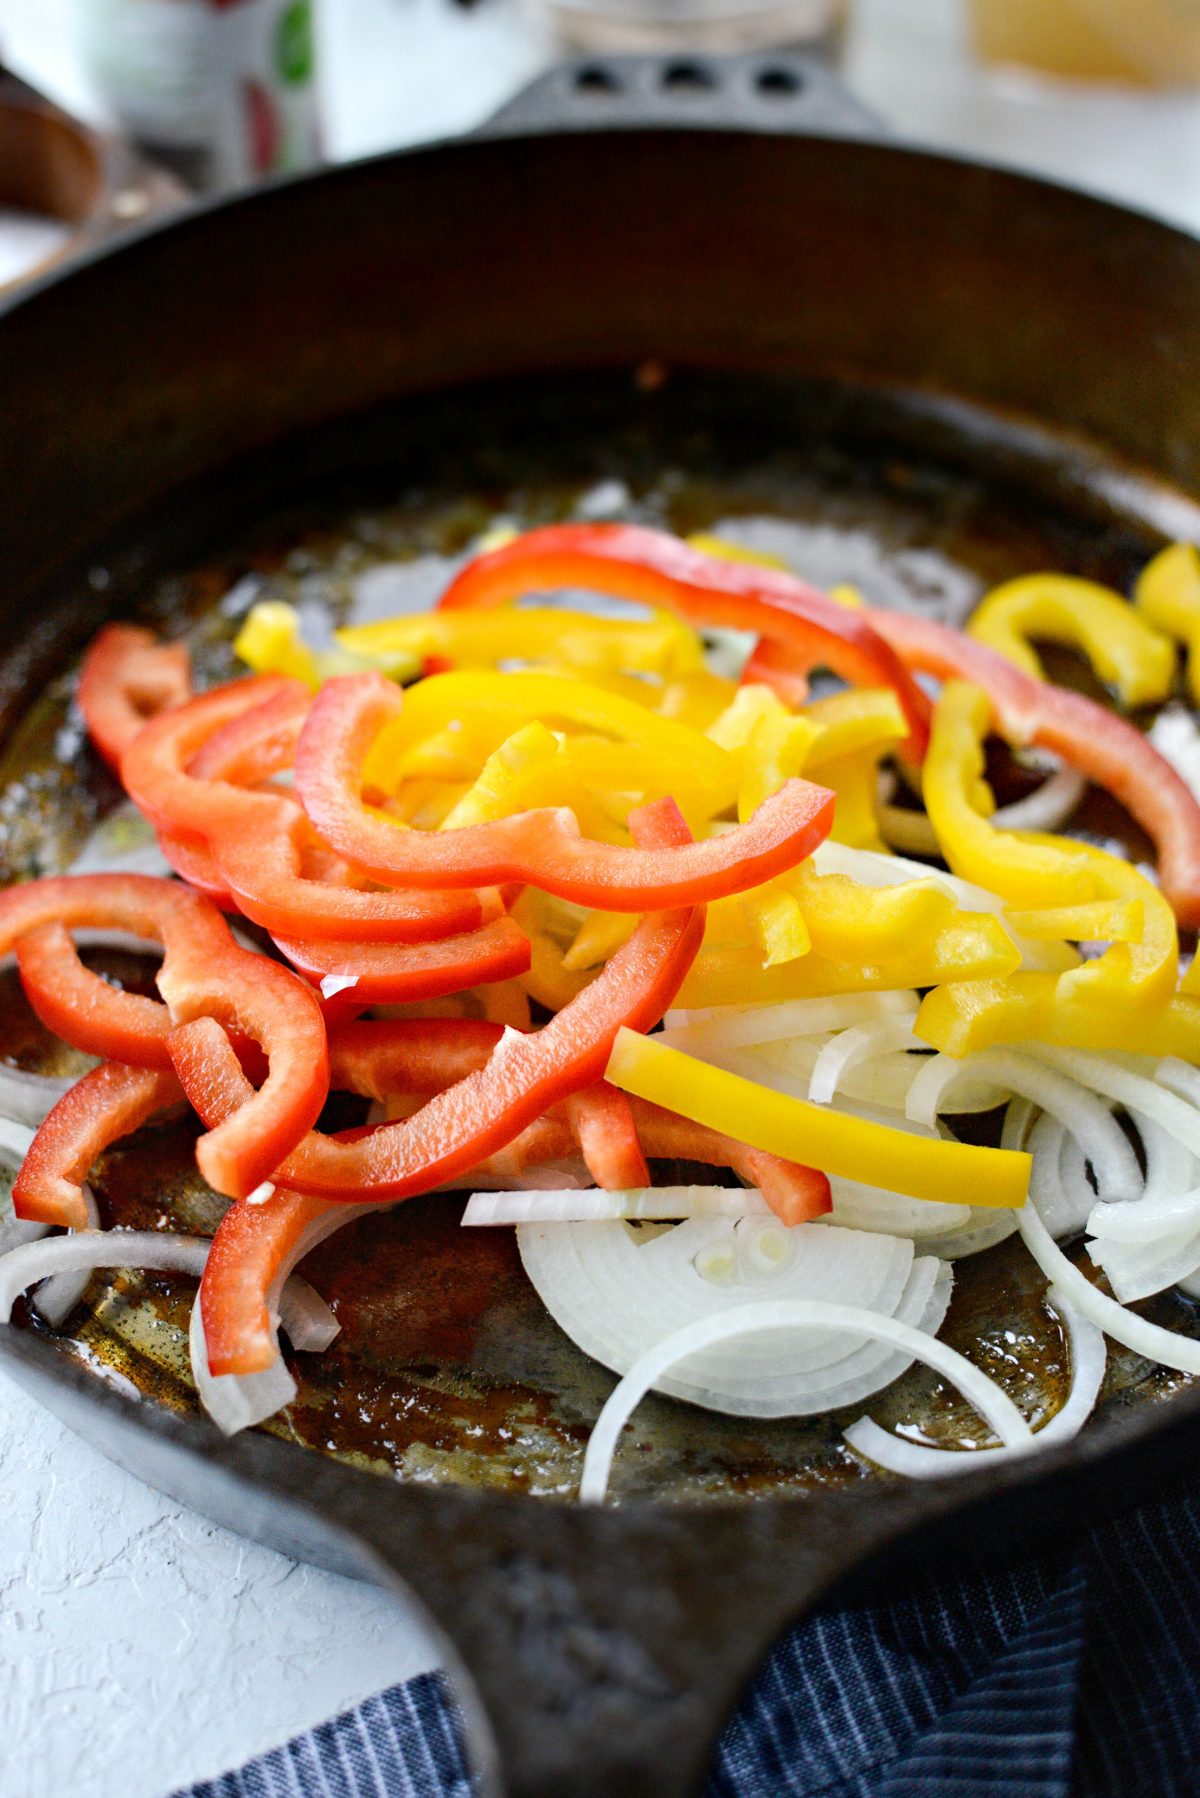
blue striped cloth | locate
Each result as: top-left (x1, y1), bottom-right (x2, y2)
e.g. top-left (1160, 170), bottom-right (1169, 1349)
top-left (178, 1482), bottom-right (1200, 1798)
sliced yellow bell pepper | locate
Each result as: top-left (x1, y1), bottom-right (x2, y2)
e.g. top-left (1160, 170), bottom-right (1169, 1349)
top-left (1003, 899), bottom-right (1143, 943)
top-left (801, 689), bottom-right (907, 767)
top-left (234, 600), bottom-right (416, 689)
top-left (737, 712), bottom-right (823, 822)
top-left (810, 748), bottom-right (887, 852)
top-left (337, 605), bottom-right (704, 678)
top-left (1135, 542), bottom-right (1200, 706)
top-left (656, 669), bottom-right (739, 731)
top-left (367, 669), bottom-right (733, 796)
top-left (917, 972), bottom-right (1200, 1062)
top-left (785, 864), bottom-right (956, 962)
top-left (686, 533), bottom-right (791, 572)
top-left (606, 1028), bottom-right (1030, 1208)
top-left (508, 889), bottom-right (594, 1010)
top-left (677, 911), bottom-right (1021, 1007)
top-left (967, 573), bottom-right (1176, 708)
top-left (437, 721), bottom-right (560, 829)
top-left (563, 908), bottom-right (636, 972)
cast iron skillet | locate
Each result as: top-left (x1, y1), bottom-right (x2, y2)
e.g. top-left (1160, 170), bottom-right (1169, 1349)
top-left (6, 51), bottom-right (1200, 1798)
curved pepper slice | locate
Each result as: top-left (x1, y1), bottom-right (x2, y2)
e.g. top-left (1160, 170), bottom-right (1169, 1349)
top-left (120, 677), bottom-right (484, 942)
top-left (606, 1028), bottom-right (1030, 1210)
top-left (270, 916), bottom-right (532, 1005)
top-left (337, 605), bottom-right (704, 679)
top-left (296, 671), bottom-right (835, 910)
top-left (916, 973), bottom-right (1200, 1063)
top-left (1135, 543), bottom-right (1200, 705)
top-left (437, 524), bottom-right (932, 755)
top-left (12, 1062), bottom-right (183, 1230)
top-left (177, 798), bottom-right (705, 1196)
top-left (77, 624), bottom-right (192, 771)
top-left (967, 573), bottom-right (1176, 708)
top-left (925, 681), bottom-right (1177, 1006)
top-left (866, 606), bottom-right (1200, 928)
top-left (0, 873), bottom-right (328, 1199)
top-left (234, 599), bottom-right (417, 690)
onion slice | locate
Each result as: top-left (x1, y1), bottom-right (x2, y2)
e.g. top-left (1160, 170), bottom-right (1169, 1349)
top-left (579, 1298), bottom-right (1032, 1502)
top-left (845, 1287), bottom-right (1103, 1478)
top-left (661, 989), bottom-right (917, 1049)
top-left (808, 1016), bottom-right (921, 1107)
top-left (463, 1186), bottom-right (773, 1225)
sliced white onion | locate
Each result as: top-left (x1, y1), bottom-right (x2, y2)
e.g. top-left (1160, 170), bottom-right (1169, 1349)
top-left (1087, 1220), bottom-right (1200, 1303)
top-left (1024, 1044), bottom-right (1200, 1162)
top-left (845, 1287), bottom-right (1104, 1478)
top-left (0, 1063), bottom-right (78, 1128)
top-left (991, 766), bottom-right (1087, 833)
top-left (519, 1216), bottom-right (954, 1418)
top-left (826, 1179), bottom-right (971, 1239)
top-left (462, 1186), bottom-right (772, 1225)
top-left (907, 1049), bottom-right (1141, 1201)
top-left (579, 1294), bottom-right (1030, 1502)
top-left (0, 1120), bottom-right (44, 1255)
top-left (701, 627), bottom-right (757, 680)
top-left (1018, 1199), bottom-right (1200, 1374)
top-left (277, 1274), bottom-right (341, 1352)
top-left (919, 1212), bottom-right (1020, 1260)
top-left (0, 1231), bottom-right (213, 1321)
top-left (660, 988), bottom-right (917, 1048)
top-left (1087, 1113), bottom-right (1200, 1244)
top-left (1028, 1114), bottom-right (1093, 1241)
top-left (807, 1017), bottom-right (922, 1107)
top-left (30, 1184), bottom-right (102, 1328)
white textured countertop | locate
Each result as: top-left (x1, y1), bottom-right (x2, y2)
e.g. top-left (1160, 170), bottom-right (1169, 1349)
top-left (3, 2), bottom-right (1200, 1793)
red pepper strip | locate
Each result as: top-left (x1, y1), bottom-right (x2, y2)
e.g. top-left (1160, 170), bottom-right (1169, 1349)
top-left (436, 523), bottom-right (931, 755)
top-left (187, 680), bottom-right (307, 786)
top-left (16, 922), bottom-right (169, 1068)
top-left (866, 608), bottom-right (1200, 930)
top-left (629, 1099), bottom-right (831, 1226)
top-left (121, 677), bottom-right (484, 943)
top-left (77, 624), bottom-right (192, 771)
top-left (12, 1062), bottom-right (182, 1229)
top-left (0, 873), bottom-right (328, 1198)
top-left (296, 672), bottom-right (836, 910)
top-left (156, 830), bottom-right (238, 909)
top-left (563, 1083), bottom-right (650, 1190)
top-left (270, 916), bottom-right (532, 1005)
top-left (740, 639), bottom-right (811, 708)
top-left (175, 797), bottom-right (705, 1196)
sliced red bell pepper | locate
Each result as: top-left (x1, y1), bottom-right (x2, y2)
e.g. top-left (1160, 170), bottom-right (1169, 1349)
top-left (867, 608), bottom-right (1200, 930)
top-left (437, 523), bottom-right (931, 754)
top-left (563, 1083), bottom-right (650, 1191)
top-left (270, 916), bottom-right (531, 1006)
top-left (176, 797), bottom-right (704, 1195)
top-left (628, 1099), bottom-right (831, 1227)
top-left (0, 873), bottom-right (328, 1198)
top-left (77, 624), bottom-right (192, 771)
top-left (295, 672), bottom-right (836, 910)
top-left (120, 677), bottom-right (484, 942)
top-left (12, 1062), bottom-right (183, 1229)
top-left (16, 921), bottom-right (170, 1068)
top-left (156, 830), bottom-right (239, 909)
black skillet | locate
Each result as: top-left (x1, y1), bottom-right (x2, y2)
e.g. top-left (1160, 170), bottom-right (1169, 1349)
top-left (5, 50), bottom-right (1200, 1798)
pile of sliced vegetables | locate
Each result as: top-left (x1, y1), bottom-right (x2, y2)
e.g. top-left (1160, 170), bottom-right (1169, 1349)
top-left (6, 524), bottom-right (1200, 1500)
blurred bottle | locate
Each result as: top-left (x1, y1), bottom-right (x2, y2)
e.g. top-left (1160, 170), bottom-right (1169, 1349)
top-left (525, 0), bottom-right (846, 57)
top-left (78, 0), bottom-right (320, 190)
top-left (968, 0), bottom-right (1200, 88)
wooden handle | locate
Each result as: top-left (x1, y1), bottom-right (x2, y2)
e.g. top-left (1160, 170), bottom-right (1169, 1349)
top-left (0, 67), bottom-right (186, 295)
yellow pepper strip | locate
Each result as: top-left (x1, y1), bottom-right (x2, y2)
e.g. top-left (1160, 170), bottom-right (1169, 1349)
top-left (926, 682), bottom-right (1099, 905)
top-left (967, 573), bottom-right (1176, 708)
top-left (737, 712), bottom-right (823, 822)
top-left (1022, 833), bottom-right (1175, 1008)
top-left (509, 890), bottom-right (594, 1010)
top-left (1178, 949), bottom-right (1200, 998)
top-left (656, 669), bottom-right (739, 731)
top-left (234, 600), bottom-right (418, 689)
top-left (1004, 899), bottom-right (1144, 943)
top-left (785, 864), bottom-right (957, 962)
top-left (801, 689), bottom-right (907, 767)
top-left (606, 1028), bottom-right (1030, 1208)
top-left (388, 778), bottom-right (468, 829)
top-left (563, 908), bottom-right (637, 972)
top-left (749, 886), bottom-right (811, 966)
top-left (706, 684), bottom-right (789, 752)
top-left (811, 748), bottom-right (887, 852)
top-left (917, 973), bottom-right (1200, 1063)
top-left (366, 669), bottom-right (732, 795)
top-left (1134, 542), bottom-right (1200, 705)
top-left (337, 606), bottom-right (704, 679)
top-left (437, 721), bottom-right (560, 829)
top-left (686, 533), bottom-right (790, 572)
top-left (677, 912), bottom-right (1020, 1007)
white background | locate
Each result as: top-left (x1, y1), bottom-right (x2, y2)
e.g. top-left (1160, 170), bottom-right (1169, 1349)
top-left (3, 2), bottom-right (1200, 1793)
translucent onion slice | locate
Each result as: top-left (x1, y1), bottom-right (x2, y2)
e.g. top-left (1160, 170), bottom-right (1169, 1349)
top-left (844, 1287), bottom-right (1104, 1478)
top-left (907, 1049), bottom-right (1141, 1201)
top-left (807, 1017), bottom-right (922, 1107)
top-left (1025, 1045), bottom-right (1200, 1162)
top-left (660, 989), bottom-right (917, 1049)
top-left (29, 1184), bottom-right (102, 1328)
top-left (1087, 1226), bottom-right (1200, 1304)
top-left (826, 1179), bottom-right (972, 1239)
top-left (991, 767), bottom-right (1087, 833)
top-left (463, 1186), bottom-right (773, 1225)
top-left (0, 1119), bottom-right (44, 1255)
top-left (518, 1216), bottom-right (953, 1417)
top-left (0, 1064), bottom-right (78, 1128)
top-left (1018, 1200), bottom-right (1200, 1375)
top-left (579, 1295), bottom-right (1030, 1502)
top-left (918, 1212), bottom-right (1019, 1260)
top-left (1086, 1113), bottom-right (1199, 1245)
top-left (1028, 1114), bottom-right (1093, 1241)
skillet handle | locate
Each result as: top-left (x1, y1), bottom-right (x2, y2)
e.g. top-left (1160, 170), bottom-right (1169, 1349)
top-left (479, 49), bottom-right (883, 141)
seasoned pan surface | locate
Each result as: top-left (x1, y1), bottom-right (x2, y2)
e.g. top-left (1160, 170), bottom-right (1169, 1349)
top-left (4, 370), bottom-right (1199, 1504)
